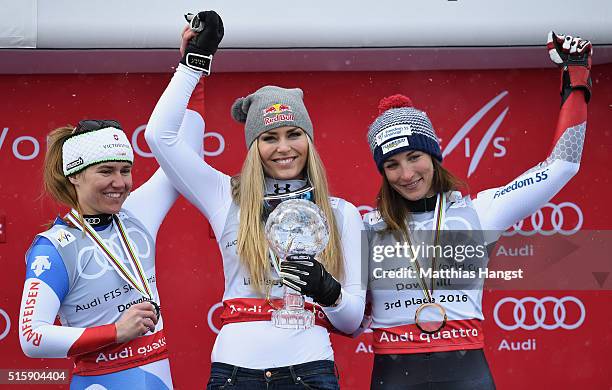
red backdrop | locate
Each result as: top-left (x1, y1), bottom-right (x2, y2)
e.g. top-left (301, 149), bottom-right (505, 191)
top-left (0, 65), bottom-right (611, 389)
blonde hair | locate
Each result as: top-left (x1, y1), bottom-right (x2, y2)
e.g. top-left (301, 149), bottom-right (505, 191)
top-left (43, 126), bottom-right (85, 219)
top-left (231, 137), bottom-right (344, 294)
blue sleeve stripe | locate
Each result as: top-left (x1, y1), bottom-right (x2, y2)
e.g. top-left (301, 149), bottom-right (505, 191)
top-left (26, 237), bottom-right (70, 302)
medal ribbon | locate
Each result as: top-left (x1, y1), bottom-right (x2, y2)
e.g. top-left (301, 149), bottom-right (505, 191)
top-left (408, 193), bottom-right (446, 302)
top-left (66, 210), bottom-right (152, 299)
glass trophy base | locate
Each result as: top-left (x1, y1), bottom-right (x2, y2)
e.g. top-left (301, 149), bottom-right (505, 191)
top-left (271, 291), bottom-right (314, 329)
top-left (271, 308), bottom-right (315, 329)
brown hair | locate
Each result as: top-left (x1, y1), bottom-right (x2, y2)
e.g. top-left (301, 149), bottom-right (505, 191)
top-left (231, 137), bottom-right (344, 294)
top-left (44, 126), bottom-right (83, 214)
top-left (377, 158), bottom-right (465, 236)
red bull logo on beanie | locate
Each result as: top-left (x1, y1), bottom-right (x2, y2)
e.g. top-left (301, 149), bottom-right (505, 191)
top-left (262, 103), bottom-right (294, 126)
top-left (262, 103), bottom-right (292, 115)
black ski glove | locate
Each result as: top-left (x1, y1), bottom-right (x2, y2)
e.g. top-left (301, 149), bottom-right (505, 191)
top-left (280, 254), bottom-right (341, 307)
top-left (180, 11), bottom-right (224, 75)
top-left (547, 31), bottom-right (593, 103)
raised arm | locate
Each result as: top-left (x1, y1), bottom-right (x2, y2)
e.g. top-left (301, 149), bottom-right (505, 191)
top-left (473, 32), bottom-right (592, 232)
top-left (123, 109), bottom-right (205, 239)
top-left (144, 12), bottom-right (230, 237)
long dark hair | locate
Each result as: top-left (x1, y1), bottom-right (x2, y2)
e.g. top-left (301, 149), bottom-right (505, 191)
top-left (376, 158), bottom-right (466, 236)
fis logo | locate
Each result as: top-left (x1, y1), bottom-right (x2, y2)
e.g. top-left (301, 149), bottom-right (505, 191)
top-left (263, 103), bottom-right (292, 115)
top-left (55, 229), bottom-right (76, 247)
top-left (442, 91), bottom-right (509, 177)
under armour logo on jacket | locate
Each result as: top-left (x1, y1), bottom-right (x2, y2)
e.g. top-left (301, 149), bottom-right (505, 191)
top-left (273, 184), bottom-right (291, 194)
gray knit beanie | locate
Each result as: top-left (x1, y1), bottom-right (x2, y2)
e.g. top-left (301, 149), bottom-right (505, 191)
top-left (231, 86), bottom-right (313, 147)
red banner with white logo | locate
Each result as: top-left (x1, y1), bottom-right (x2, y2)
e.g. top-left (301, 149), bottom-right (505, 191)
top-left (73, 331), bottom-right (168, 376)
top-left (0, 65), bottom-right (610, 389)
top-left (219, 297), bottom-right (335, 331)
top-left (372, 319), bottom-right (485, 354)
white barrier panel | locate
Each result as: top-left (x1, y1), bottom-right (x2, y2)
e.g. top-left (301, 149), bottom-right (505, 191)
top-left (2, 0), bottom-right (611, 49)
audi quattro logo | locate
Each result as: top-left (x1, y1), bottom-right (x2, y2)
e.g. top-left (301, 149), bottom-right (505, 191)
top-left (0, 309), bottom-right (10, 341)
top-left (493, 296), bottom-right (585, 331)
top-left (503, 202), bottom-right (583, 236)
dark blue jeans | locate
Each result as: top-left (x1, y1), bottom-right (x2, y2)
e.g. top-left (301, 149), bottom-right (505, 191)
top-left (206, 360), bottom-right (340, 390)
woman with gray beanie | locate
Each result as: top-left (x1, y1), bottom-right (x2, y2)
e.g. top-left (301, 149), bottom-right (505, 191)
top-left (363, 32), bottom-right (592, 389)
top-left (145, 10), bottom-right (364, 389)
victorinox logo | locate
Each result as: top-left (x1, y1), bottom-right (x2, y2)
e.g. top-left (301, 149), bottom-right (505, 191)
top-left (442, 91), bottom-right (510, 177)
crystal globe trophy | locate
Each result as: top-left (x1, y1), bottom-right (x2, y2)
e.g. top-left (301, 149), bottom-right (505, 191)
top-left (265, 199), bottom-right (329, 329)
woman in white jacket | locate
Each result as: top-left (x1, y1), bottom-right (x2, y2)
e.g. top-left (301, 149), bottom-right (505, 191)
top-left (145, 11), bottom-right (365, 390)
top-left (363, 32), bottom-right (592, 389)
